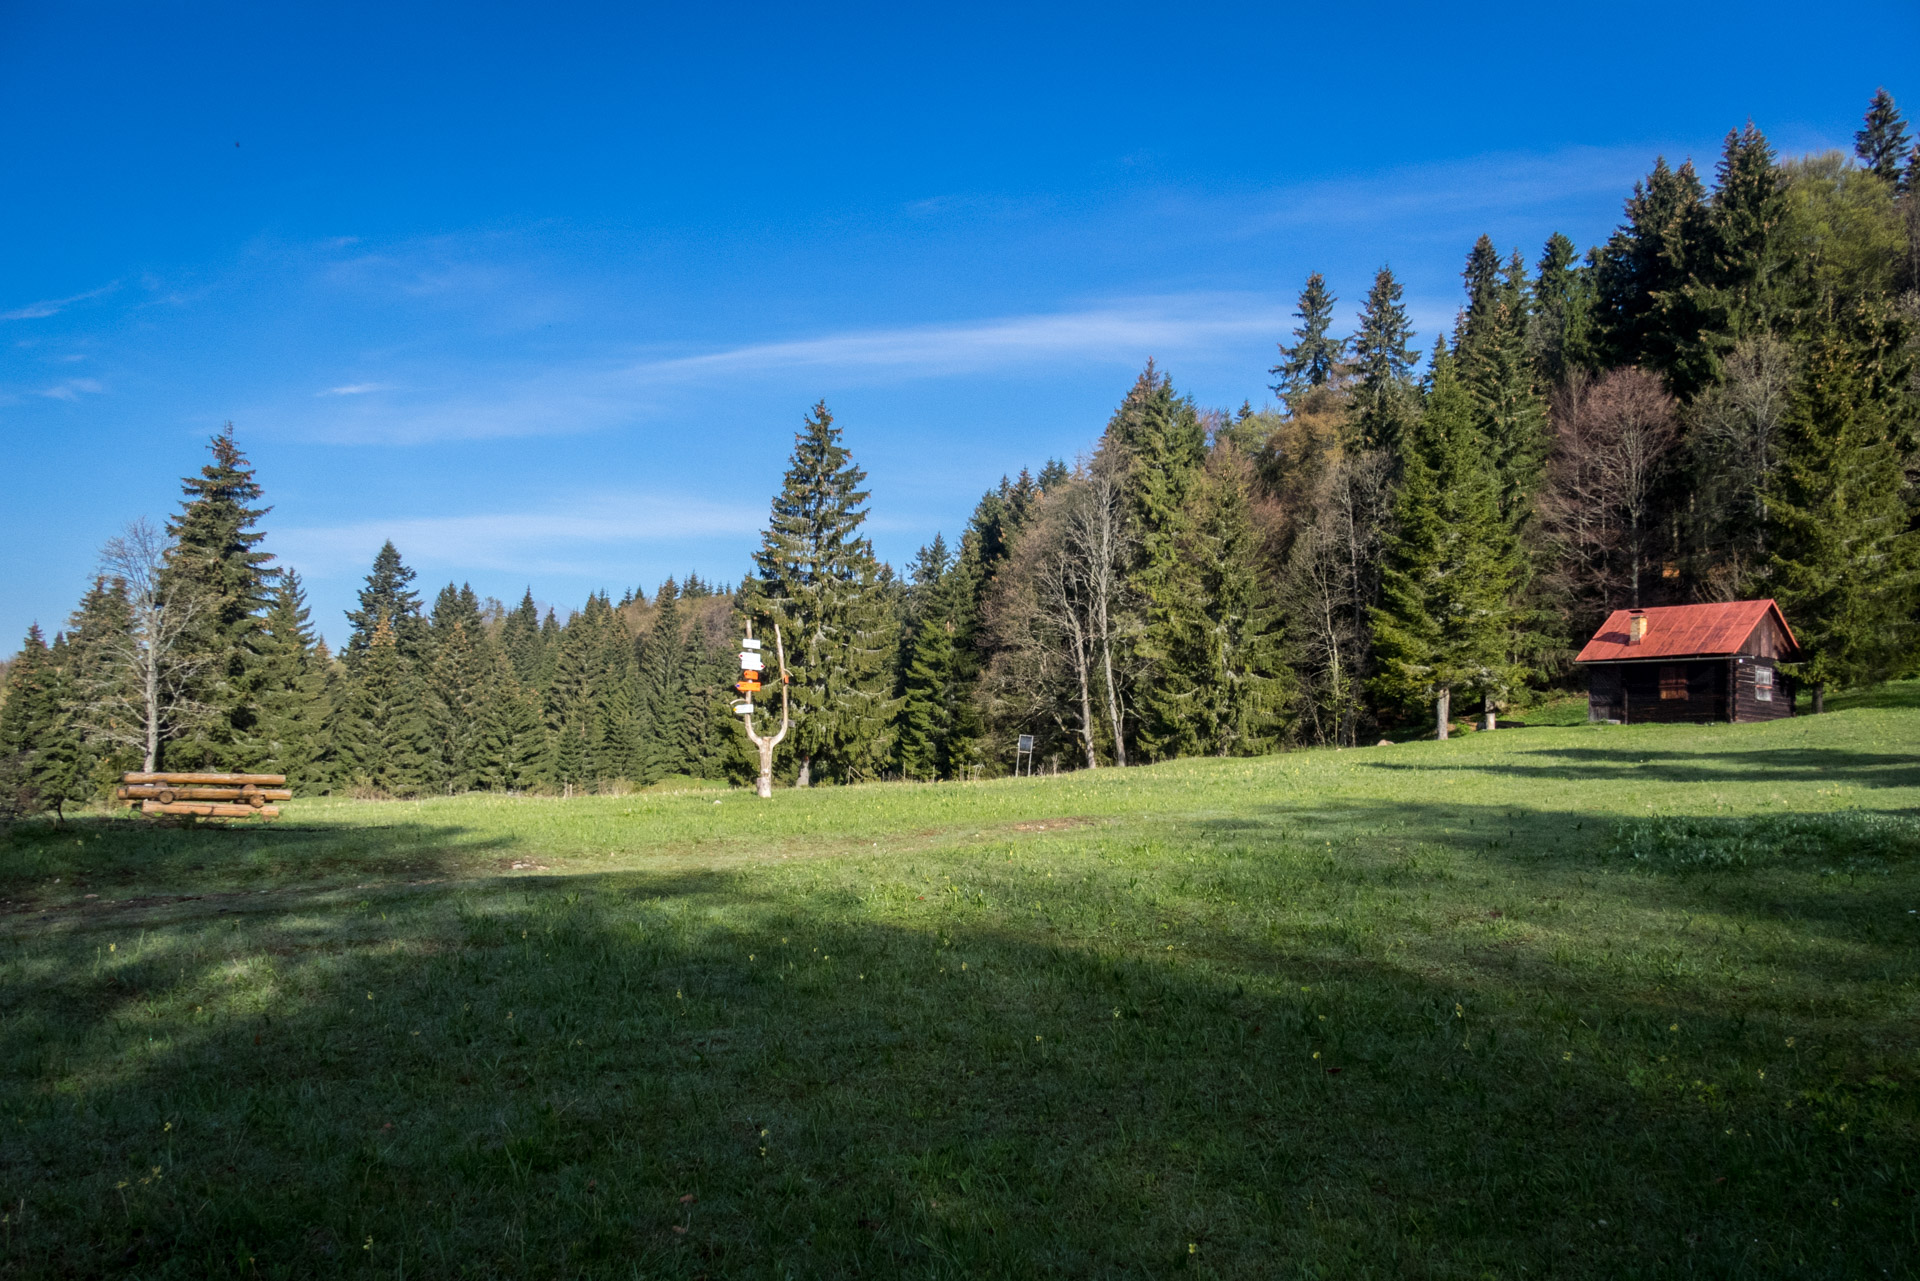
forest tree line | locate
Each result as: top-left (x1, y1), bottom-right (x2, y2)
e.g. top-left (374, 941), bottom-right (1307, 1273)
top-left (4, 90), bottom-right (1919, 812)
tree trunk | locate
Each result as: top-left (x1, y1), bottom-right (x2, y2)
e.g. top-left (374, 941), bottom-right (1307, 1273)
top-left (756, 739), bottom-right (776, 799)
top-left (1483, 692), bottom-right (1496, 732)
top-left (144, 647), bottom-right (161, 773)
top-left (1436, 687), bottom-right (1450, 741)
top-left (1099, 640), bottom-right (1126, 767)
top-left (1812, 680), bottom-right (1824, 715)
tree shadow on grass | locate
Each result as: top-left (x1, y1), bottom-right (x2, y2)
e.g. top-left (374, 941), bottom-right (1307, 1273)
top-left (1361, 745), bottom-right (1920, 789)
top-left (1, 835), bottom-right (1914, 1280)
top-left (0, 812), bottom-right (519, 918)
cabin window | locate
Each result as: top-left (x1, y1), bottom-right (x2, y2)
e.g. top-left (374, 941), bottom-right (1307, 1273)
top-left (1659, 666), bottom-right (1689, 700)
top-left (1754, 666), bottom-right (1773, 702)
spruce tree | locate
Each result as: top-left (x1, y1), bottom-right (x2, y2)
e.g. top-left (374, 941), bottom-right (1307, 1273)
top-left (751, 401), bottom-right (900, 784)
top-left (1595, 157), bottom-right (1709, 373)
top-left (1855, 88), bottom-right (1911, 184)
top-left (1100, 363), bottom-right (1208, 761)
top-left (162, 424), bottom-right (276, 769)
top-left (252, 570), bottom-right (329, 789)
top-left (1136, 447), bottom-right (1290, 758)
top-left (334, 618), bottom-right (429, 794)
top-left (62, 575), bottom-right (135, 793)
top-left (897, 536), bottom-right (959, 780)
top-left (1675, 124), bottom-right (1789, 397)
top-left (1371, 341), bottom-right (1527, 737)
top-left (1459, 248), bottom-right (1549, 527)
top-left (344, 542), bottom-right (427, 661)
top-left (424, 584), bottom-right (495, 792)
top-left (1350, 266), bottom-right (1421, 458)
top-left (1765, 318), bottom-right (1920, 699)
top-left (499, 589), bottom-right (546, 685)
top-left (1455, 237), bottom-right (1505, 354)
top-left (639, 580), bottom-right (692, 782)
top-left (475, 651), bottom-right (544, 790)
top-left (1270, 273), bottom-right (1345, 409)
top-left (0, 626), bottom-right (84, 819)
top-left (1532, 233), bottom-right (1598, 382)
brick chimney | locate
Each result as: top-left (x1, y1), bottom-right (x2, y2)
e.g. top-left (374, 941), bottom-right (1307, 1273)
top-left (1628, 610), bottom-right (1648, 644)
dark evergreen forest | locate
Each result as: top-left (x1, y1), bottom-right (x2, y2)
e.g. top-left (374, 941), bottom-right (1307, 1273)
top-left (5, 93), bottom-right (1919, 810)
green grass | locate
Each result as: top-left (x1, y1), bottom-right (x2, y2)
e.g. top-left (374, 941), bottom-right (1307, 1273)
top-left (4, 688), bottom-right (1919, 1278)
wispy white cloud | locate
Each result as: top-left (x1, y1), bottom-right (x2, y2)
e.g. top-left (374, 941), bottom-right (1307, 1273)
top-left (1228, 145), bottom-right (1661, 238)
top-left (2, 282), bottom-right (119, 322)
top-left (271, 492), bottom-right (763, 577)
top-left (319, 382), bottom-right (391, 396)
top-left (37, 377), bottom-right (105, 401)
top-left (642, 297), bottom-right (1287, 381)
top-left (292, 295), bottom-right (1290, 444)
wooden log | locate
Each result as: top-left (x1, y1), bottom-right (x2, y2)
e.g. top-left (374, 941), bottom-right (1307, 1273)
top-left (139, 801), bottom-right (280, 818)
top-left (117, 785), bottom-right (292, 802)
top-left (121, 772), bottom-right (287, 786)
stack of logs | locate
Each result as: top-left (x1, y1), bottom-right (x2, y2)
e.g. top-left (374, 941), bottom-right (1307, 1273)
top-left (118, 772), bottom-right (290, 818)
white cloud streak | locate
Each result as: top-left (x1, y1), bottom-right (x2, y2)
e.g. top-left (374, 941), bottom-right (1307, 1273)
top-left (2, 282), bottom-right (120, 321)
top-left (37, 377), bottom-right (105, 401)
top-left (295, 295), bottom-right (1290, 444)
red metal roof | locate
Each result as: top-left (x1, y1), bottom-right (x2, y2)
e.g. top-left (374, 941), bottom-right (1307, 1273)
top-left (1574, 599), bottom-right (1798, 663)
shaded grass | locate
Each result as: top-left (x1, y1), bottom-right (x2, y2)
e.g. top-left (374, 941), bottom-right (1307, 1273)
top-left (3, 685), bottom-right (1919, 1277)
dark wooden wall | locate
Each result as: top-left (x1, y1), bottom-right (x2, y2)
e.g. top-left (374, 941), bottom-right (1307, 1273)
top-left (1587, 660), bottom-right (1728, 723)
top-left (1731, 657), bottom-right (1794, 722)
top-left (1587, 657), bottom-right (1794, 723)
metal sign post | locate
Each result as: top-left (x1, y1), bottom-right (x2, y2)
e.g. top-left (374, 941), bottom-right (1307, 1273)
top-left (1015, 734), bottom-right (1035, 777)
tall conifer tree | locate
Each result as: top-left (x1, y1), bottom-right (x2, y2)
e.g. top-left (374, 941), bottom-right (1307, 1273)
top-left (1270, 273), bottom-right (1345, 410)
top-left (499, 589), bottom-right (546, 685)
top-left (252, 570), bottom-right (329, 789)
top-left (62, 576), bottom-right (136, 792)
top-left (345, 542), bottom-right (427, 661)
top-left (751, 402), bottom-right (900, 784)
top-left (1765, 317), bottom-right (1920, 701)
top-left (897, 536), bottom-right (961, 779)
top-left (1350, 266), bottom-right (1421, 458)
top-left (162, 424), bottom-right (275, 769)
top-left (1855, 89), bottom-right (1911, 184)
top-left (1595, 157), bottom-right (1709, 373)
top-left (1136, 447), bottom-right (1290, 758)
top-left (639, 580), bottom-right (692, 782)
top-left (335, 618), bottom-right (428, 793)
top-left (1372, 342), bottom-right (1527, 737)
top-left (0, 627), bottom-right (85, 819)
top-left (1532, 233), bottom-right (1598, 382)
top-left (1458, 248), bottom-right (1550, 527)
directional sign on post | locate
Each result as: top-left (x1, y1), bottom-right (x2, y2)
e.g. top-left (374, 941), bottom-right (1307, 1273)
top-left (741, 637), bottom-right (762, 651)
top-left (1017, 735), bottom-right (1035, 752)
top-left (739, 652), bottom-right (764, 671)
top-left (733, 700), bottom-right (754, 716)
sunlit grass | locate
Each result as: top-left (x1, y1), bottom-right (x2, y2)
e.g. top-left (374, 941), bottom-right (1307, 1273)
top-left (3, 685), bottom-right (1918, 1277)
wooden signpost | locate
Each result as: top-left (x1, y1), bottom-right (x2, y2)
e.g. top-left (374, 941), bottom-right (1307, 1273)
top-left (735, 625), bottom-right (790, 799)
top-left (118, 772), bottom-right (289, 819)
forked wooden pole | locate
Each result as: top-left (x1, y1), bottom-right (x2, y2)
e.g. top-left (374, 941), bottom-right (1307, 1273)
top-left (741, 623), bottom-right (790, 800)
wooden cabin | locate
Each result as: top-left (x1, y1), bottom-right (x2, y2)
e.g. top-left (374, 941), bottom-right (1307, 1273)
top-left (1575, 599), bottom-right (1799, 725)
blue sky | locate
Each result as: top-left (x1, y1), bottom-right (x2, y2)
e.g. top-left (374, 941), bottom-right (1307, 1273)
top-left (2, 2), bottom-right (1910, 647)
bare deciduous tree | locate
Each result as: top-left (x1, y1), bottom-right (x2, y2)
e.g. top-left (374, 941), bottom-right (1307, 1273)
top-left (90, 519), bottom-right (212, 772)
top-left (1280, 451), bottom-right (1391, 746)
top-left (1539, 367), bottom-right (1681, 617)
top-left (981, 465), bottom-right (1138, 770)
top-left (1687, 335), bottom-right (1797, 596)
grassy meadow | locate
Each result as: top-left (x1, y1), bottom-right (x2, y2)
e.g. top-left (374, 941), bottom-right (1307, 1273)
top-left (2, 688), bottom-right (1918, 1278)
